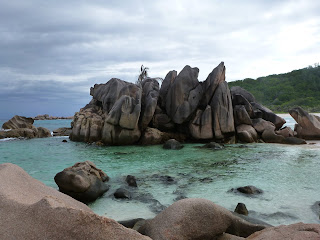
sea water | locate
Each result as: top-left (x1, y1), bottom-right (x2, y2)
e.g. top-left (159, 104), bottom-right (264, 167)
top-left (0, 116), bottom-right (319, 226)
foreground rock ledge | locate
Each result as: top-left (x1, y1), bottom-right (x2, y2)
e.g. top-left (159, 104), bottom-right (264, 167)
top-left (0, 163), bottom-right (151, 240)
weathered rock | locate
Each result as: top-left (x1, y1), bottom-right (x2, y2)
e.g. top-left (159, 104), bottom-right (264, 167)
top-left (199, 62), bottom-right (226, 108)
top-left (159, 70), bottom-right (177, 109)
top-left (189, 106), bottom-right (213, 139)
top-left (139, 198), bottom-right (266, 240)
top-left (54, 161), bottom-right (109, 203)
top-left (211, 81), bottom-right (235, 140)
top-left (252, 118), bottom-right (275, 133)
top-left (163, 139), bottom-right (184, 150)
top-left (236, 186), bottom-right (263, 195)
top-left (247, 222), bottom-right (320, 240)
top-left (289, 107), bottom-right (320, 139)
top-left (165, 65), bottom-right (203, 124)
top-left (62, 139), bottom-right (68, 143)
top-left (251, 102), bottom-right (285, 129)
top-left (234, 105), bottom-right (252, 126)
top-left (140, 127), bottom-right (164, 145)
top-left (234, 203), bottom-right (248, 216)
top-left (140, 78), bottom-right (160, 129)
top-left (2, 115), bottom-right (34, 129)
top-left (311, 201), bottom-right (320, 220)
top-left (126, 175), bottom-right (138, 187)
top-left (36, 127), bottom-right (52, 138)
top-left (114, 188), bottom-right (131, 199)
top-left (151, 113), bottom-right (175, 131)
top-left (0, 163), bottom-right (151, 240)
top-left (53, 127), bottom-right (72, 136)
top-left (282, 137), bottom-right (307, 145)
top-left (231, 94), bottom-right (254, 118)
top-left (236, 124), bottom-right (258, 143)
top-left (230, 86), bottom-right (256, 104)
top-left (261, 125), bottom-right (285, 143)
top-left (275, 126), bottom-right (294, 138)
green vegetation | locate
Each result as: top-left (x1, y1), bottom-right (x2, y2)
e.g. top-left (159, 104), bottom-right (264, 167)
top-left (228, 64), bottom-right (320, 113)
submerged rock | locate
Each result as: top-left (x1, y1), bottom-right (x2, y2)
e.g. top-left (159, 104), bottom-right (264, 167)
top-left (126, 175), bottom-right (138, 187)
top-left (114, 188), bottom-right (132, 199)
top-left (163, 139), bottom-right (184, 150)
top-left (236, 186), bottom-right (263, 195)
top-left (54, 161), bottom-right (109, 203)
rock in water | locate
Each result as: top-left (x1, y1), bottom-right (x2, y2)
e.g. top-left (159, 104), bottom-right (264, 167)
top-left (2, 115), bottom-right (34, 129)
top-left (289, 107), bottom-right (320, 139)
top-left (0, 163), bottom-right (151, 240)
top-left (54, 161), bottom-right (110, 203)
top-left (0, 115), bottom-right (51, 139)
top-left (163, 139), bottom-right (184, 150)
top-left (138, 198), bottom-right (266, 240)
top-left (234, 203), bottom-right (249, 216)
top-left (165, 65), bottom-right (203, 124)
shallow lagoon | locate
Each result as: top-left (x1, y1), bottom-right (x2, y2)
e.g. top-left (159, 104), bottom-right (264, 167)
top-left (0, 116), bottom-right (319, 226)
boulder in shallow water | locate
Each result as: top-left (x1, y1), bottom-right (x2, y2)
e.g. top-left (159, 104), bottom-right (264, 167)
top-left (234, 203), bottom-right (249, 216)
top-left (114, 188), bottom-right (132, 199)
top-left (140, 127), bottom-right (164, 145)
top-left (126, 175), bottom-right (138, 187)
top-left (54, 161), bottom-right (110, 203)
top-left (0, 163), bottom-right (151, 240)
top-left (138, 198), bottom-right (266, 240)
top-left (289, 107), bottom-right (320, 139)
top-left (236, 186), bottom-right (263, 195)
top-left (236, 124), bottom-right (258, 143)
top-left (163, 139), bottom-right (184, 150)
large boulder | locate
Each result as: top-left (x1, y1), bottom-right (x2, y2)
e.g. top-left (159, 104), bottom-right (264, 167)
top-left (289, 107), bottom-right (320, 139)
top-left (0, 115), bottom-right (51, 139)
top-left (140, 127), bottom-right (164, 145)
top-left (261, 125), bottom-right (285, 143)
top-left (70, 79), bottom-right (142, 145)
top-left (236, 124), bottom-right (258, 143)
top-left (230, 86), bottom-right (256, 104)
top-left (165, 65), bottom-right (203, 124)
top-left (252, 118), bottom-right (275, 134)
top-left (199, 62), bottom-right (226, 108)
top-left (211, 81), bottom-right (235, 140)
top-left (189, 106), bottom-right (213, 139)
top-left (0, 163), bottom-right (151, 240)
top-left (251, 102), bottom-right (285, 129)
top-left (159, 70), bottom-right (177, 109)
top-left (138, 198), bottom-right (266, 240)
top-left (139, 78), bottom-right (160, 129)
top-left (54, 161), bottom-right (110, 203)
top-left (2, 115), bottom-right (34, 129)
top-left (234, 105), bottom-right (252, 126)
top-left (247, 222), bottom-right (320, 240)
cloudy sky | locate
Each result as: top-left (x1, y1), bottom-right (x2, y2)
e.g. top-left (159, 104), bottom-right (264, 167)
top-left (0, 0), bottom-right (319, 119)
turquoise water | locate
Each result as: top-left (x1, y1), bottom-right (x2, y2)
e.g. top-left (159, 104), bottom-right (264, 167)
top-left (0, 117), bottom-right (320, 226)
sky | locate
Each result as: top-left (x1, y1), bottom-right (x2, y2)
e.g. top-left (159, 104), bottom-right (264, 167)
top-left (0, 0), bottom-right (319, 119)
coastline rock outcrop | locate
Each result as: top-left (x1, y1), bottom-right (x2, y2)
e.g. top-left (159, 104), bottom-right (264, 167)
top-left (289, 107), bottom-right (320, 139)
top-left (33, 114), bottom-right (73, 120)
top-left (70, 62), bottom-right (236, 145)
top-left (54, 161), bottom-right (110, 203)
top-left (138, 198), bottom-right (266, 240)
top-left (53, 127), bottom-right (72, 136)
top-left (0, 163), bottom-right (151, 240)
top-left (0, 115), bottom-right (51, 139)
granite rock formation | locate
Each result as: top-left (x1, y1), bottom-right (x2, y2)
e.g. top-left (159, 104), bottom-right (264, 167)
top-left (54, 161), bottom-right (110, 203)
top-left (0, 115), bottom-right (51, 139)
top-left (289, 107), bottom-right (320, 139)
top-left (0, 163), bottom-right (151, 240)
top-left (70, 63), bottom-right (303, 145)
